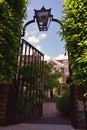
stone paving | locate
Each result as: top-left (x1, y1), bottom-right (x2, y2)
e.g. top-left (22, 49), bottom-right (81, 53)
top-left (0, 102), bottom-right (74, 130)
top-left (28, 102), bottom-right (71, 125)
top-left (0, 123), bottom-right (74, 130)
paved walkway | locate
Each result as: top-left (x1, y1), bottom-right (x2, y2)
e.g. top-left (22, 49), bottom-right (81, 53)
top-left (0, 123), bottom-right (74, 130)
top-left (28, 102), bottom-right (71, 125)
top-left (0, 102), bottom-right (74, 130)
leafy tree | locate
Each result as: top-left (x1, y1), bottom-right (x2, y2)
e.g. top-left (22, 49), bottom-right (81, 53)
top-left (61, 0), bottom-right (87, 85)
top-left (0, 0), bottom-right (28, 83)
top-left (44, 61), bottom-right (62, 93)
top-left (19, 62), bottom-right (41, 84)
top-left (56, 93), bottom-right (71, 116)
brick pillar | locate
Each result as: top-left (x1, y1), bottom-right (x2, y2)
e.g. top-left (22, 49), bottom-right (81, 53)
top-left (72, 85), bottom-right (87, 129)
top-left (0, 84), bottom-right (10, 125)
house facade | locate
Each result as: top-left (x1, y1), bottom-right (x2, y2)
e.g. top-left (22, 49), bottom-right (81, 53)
top-left (47, 54), bottom-right (69, 84)
top-left (45, 54), bottom-right (69, 99)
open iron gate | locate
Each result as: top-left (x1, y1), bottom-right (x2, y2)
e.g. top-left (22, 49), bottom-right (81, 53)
top-left (14, 39), bottom-right (44, 122)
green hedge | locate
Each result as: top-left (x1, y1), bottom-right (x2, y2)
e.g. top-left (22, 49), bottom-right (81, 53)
top-left (56, 93), bottom-right (71, 117)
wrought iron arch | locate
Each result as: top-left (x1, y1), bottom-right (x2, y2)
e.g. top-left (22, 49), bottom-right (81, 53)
top-left (21, 6), bottom-right (62, 37)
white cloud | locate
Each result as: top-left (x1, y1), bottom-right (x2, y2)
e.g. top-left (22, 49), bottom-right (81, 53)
top-left (30, 29), bottom-right (39, 35)
top-left (44, 55), bottom-right (51, 61)
top-left (55, 53), bottom-right (68, 60)
top-left (36, 45), bottom-right (42, 51)
top-left (39, 34), bottom-right (47, 39)
top-left (27, 33), bottom-right (47, 44)
top-left (27, 36), bottom-right (39, 43)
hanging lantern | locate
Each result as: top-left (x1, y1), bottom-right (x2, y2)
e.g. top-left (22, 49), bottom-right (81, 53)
top-left (34, 6), bottom-right (52, 31)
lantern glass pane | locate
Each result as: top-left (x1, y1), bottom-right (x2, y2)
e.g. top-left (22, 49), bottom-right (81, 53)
top-left (34, 7), bottom-right (52, 31)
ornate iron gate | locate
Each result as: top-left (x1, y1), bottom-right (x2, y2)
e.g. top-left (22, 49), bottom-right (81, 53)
top-left (14, 39), bottom-right (44, 122)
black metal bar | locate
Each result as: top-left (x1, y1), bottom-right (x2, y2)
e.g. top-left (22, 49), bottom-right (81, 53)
top-left (13, 39), bottom-right (44, 122)
top-left (23, 39), bottom-right (44, 56)
top-left (52, 18), bottom-right (62, 26)
top-left (21, 17), bottom-right (35, 37)
top-left (49, 15), bottom-right (62, 26)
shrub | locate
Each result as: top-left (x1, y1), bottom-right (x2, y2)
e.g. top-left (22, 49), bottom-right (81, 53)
top-left (56, 93), bottom-right (71, 117)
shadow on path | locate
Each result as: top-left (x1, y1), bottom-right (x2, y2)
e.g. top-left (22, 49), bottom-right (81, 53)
top-left (28, 102), bottom-right (71, 125)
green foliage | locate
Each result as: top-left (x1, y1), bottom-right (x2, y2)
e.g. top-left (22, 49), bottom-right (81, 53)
top-left (44, 61), bottom-right (62, 90)
top-left (60, 0), bottom-right (87, 85)
top-left (0, 0), bottom-right (28, 83)
top-left (19, 62), bottom-right (41, 84)
top-left (56, 93), bottom-right (71, 116)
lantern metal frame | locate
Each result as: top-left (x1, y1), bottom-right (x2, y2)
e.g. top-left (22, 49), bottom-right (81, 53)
top-left (21, 6), bottom-right (62, 37)
top-left (34, 6), bottom-right (52, 31)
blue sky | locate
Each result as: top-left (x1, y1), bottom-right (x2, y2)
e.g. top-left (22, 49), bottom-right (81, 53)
top-left (23, 0), bottom-right (66, 60)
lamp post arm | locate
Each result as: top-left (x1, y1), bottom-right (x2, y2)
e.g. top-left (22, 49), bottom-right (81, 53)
top-left (21, 17), bottom-right (35, 37)
top-left (51, 16), bottom-right (62, 26)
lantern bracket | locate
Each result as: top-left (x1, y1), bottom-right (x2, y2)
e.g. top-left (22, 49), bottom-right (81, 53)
top-left (21, 17), bottom-right (35, 37)
top-left (21, 6), bottom-right (62, 37)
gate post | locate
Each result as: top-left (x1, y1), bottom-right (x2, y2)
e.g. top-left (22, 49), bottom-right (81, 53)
top-left (70, 84), bottom-right (87, 129)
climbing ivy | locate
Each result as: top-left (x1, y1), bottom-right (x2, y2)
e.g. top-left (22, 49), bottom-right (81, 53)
top-left (0, 0), bottom-right (28, 83)
top-left (61, 0), bottom-right (87, 85)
